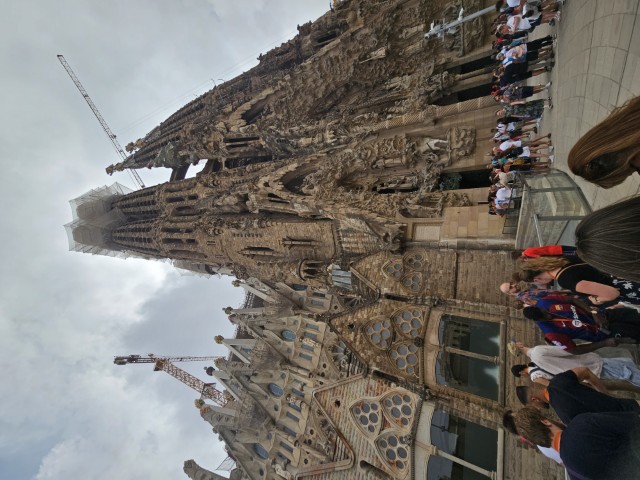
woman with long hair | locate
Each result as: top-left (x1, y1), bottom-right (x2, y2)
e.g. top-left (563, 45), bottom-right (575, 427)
top-left (514, 256), bottom-right (640, 305)
top-left (574, 197), bottom-right (640, 282)
top-left (567, 96), bottom-right (640, 188)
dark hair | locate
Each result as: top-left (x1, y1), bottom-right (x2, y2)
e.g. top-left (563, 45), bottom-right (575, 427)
top-left (522, 306), bottom-right (546, 321)
top-left (502, 410), bottom-right (518, 434)
top-left (511, 364), bottom-right (528, 377)
top-left (575, 196), bottom-right (640, 282)
top-left (516, 386), bottom-right (530, 406)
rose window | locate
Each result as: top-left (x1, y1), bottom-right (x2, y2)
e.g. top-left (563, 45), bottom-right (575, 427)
top-left (375, 432), bottom-right (410, 473)
top-left (350, 400), bottom-right (382, 435)
top-left (364, 318), bottom-right (394, 349)
top-left (381, 259), bottom-right (404, 279)
top-left (389, 342), bottom-right (420, 377)
top-left (403, 251), bottom-right (426, 271)
top-left (381, 392), bottom-right (414, 429)
top-left (400, 272), bottom-right (423, 293)
top-left (392, 308), bottom-right (424, 339)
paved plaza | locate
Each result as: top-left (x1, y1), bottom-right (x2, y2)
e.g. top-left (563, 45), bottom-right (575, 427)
top-left (537, 0), bottom-right (640, 209)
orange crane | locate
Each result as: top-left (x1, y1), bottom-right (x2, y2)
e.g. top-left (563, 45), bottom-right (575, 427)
top-left (114, 354), bottom-right (227, 406)
top-left (57, 54), bottom-right (145, 189)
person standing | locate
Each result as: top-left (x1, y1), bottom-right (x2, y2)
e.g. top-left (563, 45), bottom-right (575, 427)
top-left (516, 342), bottom-right (640, 388)
top-left (514, 407), bottom-right (640, 479)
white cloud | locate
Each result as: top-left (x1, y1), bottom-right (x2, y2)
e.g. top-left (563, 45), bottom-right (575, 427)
top-left (0, 1), bottom-right (328, 478)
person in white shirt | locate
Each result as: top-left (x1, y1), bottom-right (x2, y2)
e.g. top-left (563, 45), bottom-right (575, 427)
top-left (517, 342), bottom-right (640, 389)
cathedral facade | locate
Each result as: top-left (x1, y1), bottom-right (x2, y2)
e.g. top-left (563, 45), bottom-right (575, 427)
top-left (67, 0), bottom-right (563, 478)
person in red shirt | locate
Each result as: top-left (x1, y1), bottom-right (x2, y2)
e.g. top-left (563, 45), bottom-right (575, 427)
top-left (513, 244), bottom-right (577, 260)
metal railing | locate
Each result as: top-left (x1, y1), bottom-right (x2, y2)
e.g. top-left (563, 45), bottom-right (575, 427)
top-left (512, 169), bottom-right (592, 248)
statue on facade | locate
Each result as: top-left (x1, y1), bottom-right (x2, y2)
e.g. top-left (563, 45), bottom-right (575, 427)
top-left (273, 462), bottom-right (293, 480)
top-left (183, 459), bottom-right (228, 480)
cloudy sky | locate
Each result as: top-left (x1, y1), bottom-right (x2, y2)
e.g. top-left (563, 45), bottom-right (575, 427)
top-left (0, 1), bottom-right (327, 478)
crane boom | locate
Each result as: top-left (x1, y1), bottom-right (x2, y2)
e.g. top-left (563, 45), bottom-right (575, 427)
top-left (57, 54), bottom-right (145, 189)
top-left (114, 354), bottom-right (227, 406)
top-left (114, 354), bottom-right (219, 364)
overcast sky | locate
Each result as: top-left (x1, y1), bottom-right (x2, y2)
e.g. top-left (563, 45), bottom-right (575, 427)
top-left (0, 1), bottom-right (328, 479)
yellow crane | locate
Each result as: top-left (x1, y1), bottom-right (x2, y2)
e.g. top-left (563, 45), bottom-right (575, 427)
top-left (114, 354), bottom-right (227, 406)
top-left (57, 54), bottom-right (145, 189)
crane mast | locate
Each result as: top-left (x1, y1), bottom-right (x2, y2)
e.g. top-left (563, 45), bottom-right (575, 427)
top-left (115, 354), bottom-right (227, 406)
top-left (57, 54), bottom-right (145, 189)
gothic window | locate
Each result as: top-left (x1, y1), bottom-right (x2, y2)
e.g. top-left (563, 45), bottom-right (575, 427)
top-left (268, 383), bottom-right (284, 397)
top-left (304, 322), bottom-right (320, 331)
top-left (282, 426), bottom-right (297, 437)
top-left (285, 412), bottom-right (299, 423)
top-left (348, 390), bottom-right (415, 475)
top-left (304, 332), bottom-right (318, 341)
top-left (388, 342), bottom-right (420, 377)
top-left (350, 400), bottom-right (382, 435)
top-left (400, 272), bottom-right (423, 293)
top-left (281, 330), bottom-right (296, 341)
top-left (301, 343), bottom-right (314, 352)
top-left (298, 352), bottom-right (312, 362)
top-left (381, 392), bottom-right (414, 430)
top-left (403, 251), bottom-right (426, 271)
top-left (439, 315), bottom-right (500, 356)
top-left (330, 267), bottom-right (352, 289)
top-left (280, 441), bottom-right (294, 453)
top-left (283, 237), bottom-right (316, 247)
top-left (363, 317), bottom-right (394, 350)
top-left (241, 246), bottom-right (275, 258)
top-left (254, 443), bottom-right (270, 460)
top-left (436, 315), bottom-right (500, 401)
top-left (382, 254), bottom-right (425, 293)
top-left (427, 410), bottom-right (498, 480)
top-left (436, 352), bottom-right (498, 401)
top-left (376, 432), bottom-right (410, 474)
top-left (382, 258), bottom-right (404, 280)
top-left (391, 308), bottom-right (424, 340)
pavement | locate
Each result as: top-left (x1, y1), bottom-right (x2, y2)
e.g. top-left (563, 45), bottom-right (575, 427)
top-left (535, 0), bottom-right (640, 210)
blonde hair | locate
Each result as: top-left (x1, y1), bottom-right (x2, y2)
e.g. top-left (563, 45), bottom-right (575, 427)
top-left (518, 257), bottom-right (569, 272)
top-left (568, 96), bottom-right (640, 188)
top-left (575, 197), bottom-right (640, 282)
top-left (513, 257), bottom-right (570, 283)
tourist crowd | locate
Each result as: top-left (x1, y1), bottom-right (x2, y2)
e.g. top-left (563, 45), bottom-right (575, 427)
top-left (498, 194), bottom-right (640, 478)
top-left (446, 1), bottom-right (640, 478)
top-left (484, 1), bottom-right (563, 215)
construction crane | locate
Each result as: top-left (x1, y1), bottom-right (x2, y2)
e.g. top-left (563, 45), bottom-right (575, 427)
top-left (114, 354), bottom-right (227, 406)
top-left (57, 54), bottom-right (145, 189)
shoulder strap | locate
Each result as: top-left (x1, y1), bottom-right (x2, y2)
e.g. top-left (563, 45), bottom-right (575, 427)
top-left (529, 363), bottom-right (554, 377)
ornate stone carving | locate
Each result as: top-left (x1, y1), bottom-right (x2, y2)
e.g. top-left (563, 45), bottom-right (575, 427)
top-left (448, 126), bottom-right (476, 160)
top-left (273, 463), bottom-right (293, 480)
